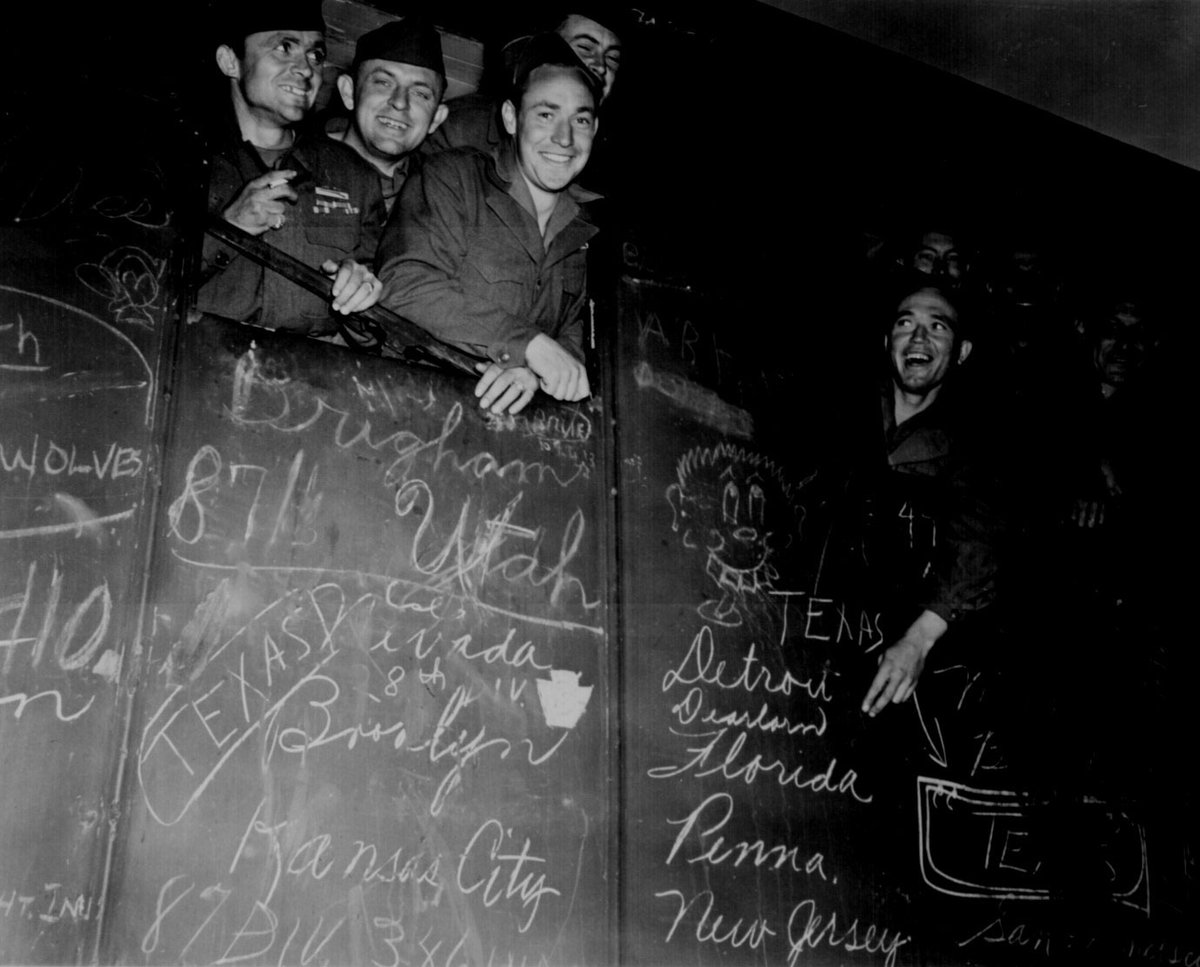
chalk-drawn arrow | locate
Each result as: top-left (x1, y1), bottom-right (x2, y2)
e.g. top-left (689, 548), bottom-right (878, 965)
top-left (913, 692), bottom-right (949, 769)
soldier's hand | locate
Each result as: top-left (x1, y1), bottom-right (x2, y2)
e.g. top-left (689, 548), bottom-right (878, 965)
top-left (322, 259), bottom-right (381, 314)
top-left (475, 363), bottom-right (538, 415)
top-left (862, 638), bottom-right (927, 716)
top-left (862, 609), bottom-right (947, 717)
top-left (525, 334), bottom-right (590, 402)
top-left (223, 170), bottom-right (298, 236)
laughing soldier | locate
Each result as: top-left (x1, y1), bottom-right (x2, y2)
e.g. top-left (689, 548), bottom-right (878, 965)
top-left (196, 0), bottom-right (386, 334)
top-left (859, 277), bottom-right (1002, 717)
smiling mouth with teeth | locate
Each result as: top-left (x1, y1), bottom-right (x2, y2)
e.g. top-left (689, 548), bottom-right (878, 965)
top-left (377, 117), bottom-right (409, 130)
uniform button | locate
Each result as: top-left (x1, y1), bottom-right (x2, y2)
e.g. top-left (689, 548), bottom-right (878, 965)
top-left (500, 351), bottom-right (511, 363)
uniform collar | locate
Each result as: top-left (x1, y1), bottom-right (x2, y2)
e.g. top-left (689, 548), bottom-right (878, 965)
top-left (490, 143), bottom-right (602, 212)
top-left (214, 98), bottom-right (314, 159)
top-left (483, 144), bottom-right (600, 258)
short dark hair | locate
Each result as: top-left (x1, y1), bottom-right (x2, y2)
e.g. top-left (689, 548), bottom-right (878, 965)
top-left (506, 31), bottom-right (603, 109)
top-left (554, 7), bottom-right (634, 43)
top-left (882, 270), bottom-right (974, 343)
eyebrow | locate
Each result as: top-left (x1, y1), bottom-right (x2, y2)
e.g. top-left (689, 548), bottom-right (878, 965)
top-left (367, 68), bottom-right (432, 88)
top-left (571, 32), bottom-right (622, 51)
top-left (896, 311), bottom-right (955, 324)
top-left (529, 98), bottom-right (595, 114)
top-left (266, 32), bottom-right (325, 51)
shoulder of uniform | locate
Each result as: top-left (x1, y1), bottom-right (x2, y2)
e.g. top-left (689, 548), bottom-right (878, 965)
top-left (418, 145), bottom-right (491, 185)
top-left (304, 133), bottom-right (375, 173)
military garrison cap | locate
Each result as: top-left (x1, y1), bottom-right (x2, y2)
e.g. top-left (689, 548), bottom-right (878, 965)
top-left (352, 16), bottom-right (446, 79)
top-left (217, 0), bottom-right (325, 44)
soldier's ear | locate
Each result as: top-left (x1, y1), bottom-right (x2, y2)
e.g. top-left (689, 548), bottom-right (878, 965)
top-left (957, 339), bottom-right (974, 365)
top-left (501, 100), bottom-right (518, 137)
top-left (336, 73), bottom-right (355, 112)
top-left (429, 102), bottom-right (449, 135)
top-left (215, 45), bottom-right (241, 80)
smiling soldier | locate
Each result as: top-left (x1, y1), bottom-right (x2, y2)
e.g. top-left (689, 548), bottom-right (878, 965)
top-left (858, 277), bottom-right (1003, 717)
top-left (196, 0), bottom-right (386, 335)
top-left (329, 16), bottom-right (449, 214)
top-left (423, 7), bottom-right (625, 159)
top-left (376, 33), bottom-right (602, 416)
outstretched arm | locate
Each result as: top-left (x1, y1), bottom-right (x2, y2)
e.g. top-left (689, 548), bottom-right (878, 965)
top-left (861, 609), bottom-right (948, 716)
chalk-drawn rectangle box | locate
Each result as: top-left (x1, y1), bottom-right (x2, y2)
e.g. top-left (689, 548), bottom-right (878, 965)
top-left (917, 776), bottom-right (1149, 914)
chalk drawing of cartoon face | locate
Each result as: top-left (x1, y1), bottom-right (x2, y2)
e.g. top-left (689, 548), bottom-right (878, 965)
top-left (666, 443), bottom-right (806, 627)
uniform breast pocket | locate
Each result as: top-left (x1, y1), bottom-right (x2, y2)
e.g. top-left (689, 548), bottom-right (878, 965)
top-left (303, 217), bottom-right (359, 261)
top-left (471, 256), bottom-right (531, 313)
top-left (560, 256), bottom-right (586, 300)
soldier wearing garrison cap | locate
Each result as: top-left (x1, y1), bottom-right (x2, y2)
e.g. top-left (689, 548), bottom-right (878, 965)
top-left (329, 15), bottom-right (450, 214)
top-left (195, 0), bottom-right (387, 335)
